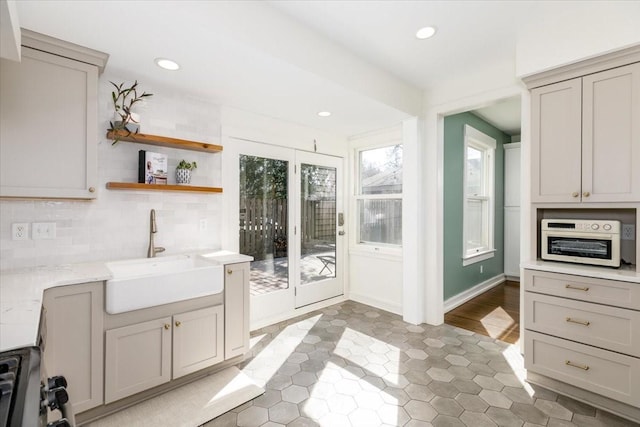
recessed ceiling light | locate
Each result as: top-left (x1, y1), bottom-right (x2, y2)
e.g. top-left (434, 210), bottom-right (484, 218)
top-left (317, 111), bottom-right (331, 117)
top-left (416, 26), bottom-right (437, 40)
top-left (155, 58), bottom-right (180, 71)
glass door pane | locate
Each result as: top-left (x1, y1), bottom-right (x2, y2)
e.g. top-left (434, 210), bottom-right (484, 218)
top-left (295, 152), bottom-right (343, 308)
top-left (239, 155), bottom-right (289, 296)
top-left (300, 163), bottom-right (337, 285)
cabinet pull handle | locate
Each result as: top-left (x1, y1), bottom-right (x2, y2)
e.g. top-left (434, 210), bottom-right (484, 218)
top-left (175, 321), bottom-right (181, 327)
top-left (164, 324), bottom-right (170, 330)
top-left (227, 269), bottom-right (233, 274)
top-left (565, 284), bottom-right (589, 292)
top-left (565, 317), bottom-right (590, 326)
top-left (89, 187), bottom-right (96, 193)
top-left (571, 192), bottom-right (579, 198)
top-left (583, 191), bottom-right (590, 197)
top-left (565, 360), bottom-right (589, 371)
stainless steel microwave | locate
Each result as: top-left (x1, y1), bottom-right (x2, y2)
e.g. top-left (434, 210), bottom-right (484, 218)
top-left (541, 219), bottom-right (621, 268)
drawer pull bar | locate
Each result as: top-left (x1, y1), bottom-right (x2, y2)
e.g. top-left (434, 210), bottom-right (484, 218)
top-left (565, 360), bottom-right (589, 371)
top-left (565, 317), bottom-right (590, 326)
top-left (565, 284), bottom-right (589, 292)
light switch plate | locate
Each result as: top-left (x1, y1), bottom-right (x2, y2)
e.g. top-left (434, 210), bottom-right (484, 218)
top-left (32, 222), bottom-right (56, 240)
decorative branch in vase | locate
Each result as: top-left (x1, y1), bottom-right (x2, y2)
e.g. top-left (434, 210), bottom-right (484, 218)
top-left (108, 80), bottom-right (153, 145)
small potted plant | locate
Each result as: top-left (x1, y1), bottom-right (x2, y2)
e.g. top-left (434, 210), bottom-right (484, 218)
top-left (108, 80), bottom-right (153, 145)
top-left (176, 160), bottom-right (197, 184)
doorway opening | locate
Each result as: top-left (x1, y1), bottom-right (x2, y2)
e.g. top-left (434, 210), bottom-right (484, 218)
top-left (441, 95), bottom-right (522, 344)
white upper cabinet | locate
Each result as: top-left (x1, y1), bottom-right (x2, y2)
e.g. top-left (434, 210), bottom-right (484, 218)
top-left (0, 30), bottom-right (107, 199)
top-left (582, 63), bottom-right (640, 202)
top-left (531, 62), bottom-right (640, 203)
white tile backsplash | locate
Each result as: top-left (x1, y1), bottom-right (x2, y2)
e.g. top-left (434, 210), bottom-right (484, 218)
top-left (0, 72), bottom-right (224, 270)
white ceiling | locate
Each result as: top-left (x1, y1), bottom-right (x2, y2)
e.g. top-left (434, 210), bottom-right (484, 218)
top-left (11, 1), bottom-right (640, 137)
top-left (473, 97), bottom-right (522, 136)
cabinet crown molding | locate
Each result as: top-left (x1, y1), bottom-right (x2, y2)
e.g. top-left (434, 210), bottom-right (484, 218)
top-left (21, 28), bottom-right (109, 73)
top-left (522, 43), bottom-right (640, 89)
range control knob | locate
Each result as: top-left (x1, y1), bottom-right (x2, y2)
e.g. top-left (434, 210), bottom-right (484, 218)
top-left (603, 224), bottom-right (612, 231)
top-left (47, 376), bottom-right (68, 390)
top-left (42, 387), bottom-right (69, 411)
top-left (591, 224), bottom-right (600, 230)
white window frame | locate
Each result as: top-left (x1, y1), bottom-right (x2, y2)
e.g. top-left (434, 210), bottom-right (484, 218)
top-left (353, 143), bottom-right (403, 253)
top-left (462, 125), bottom-right (496, 266)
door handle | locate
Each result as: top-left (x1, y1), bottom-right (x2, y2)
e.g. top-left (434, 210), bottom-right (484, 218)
top-left (338, 231), bottom-right (345, 236)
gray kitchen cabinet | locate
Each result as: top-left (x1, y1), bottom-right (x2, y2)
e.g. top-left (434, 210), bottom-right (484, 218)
top-left (224, 262), bottom-right (250, 360)
top-left (104, 317), bottom-right (172, 404)
top-left (173, 305), bottom-right (224, 379)
top-left (531, 62), bottom-right (640, 203)
top-left (104, 305), bottom-right (224, 403)
top-left (524, 269), bottom-right (640, 418)
top-left (42, 282), bottom-right (104, 413)
top-left (0, 30), bottom-right (107, 199)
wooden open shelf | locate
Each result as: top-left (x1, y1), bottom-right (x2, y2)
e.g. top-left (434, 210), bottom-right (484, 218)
top-left (107, 130), bottom-right (223, 153)
top-left (106, 182), bottom-right (222, 193)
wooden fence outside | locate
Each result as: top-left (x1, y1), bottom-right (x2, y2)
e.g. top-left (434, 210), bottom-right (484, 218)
top-left (239, 198), bottom-right (336, 260)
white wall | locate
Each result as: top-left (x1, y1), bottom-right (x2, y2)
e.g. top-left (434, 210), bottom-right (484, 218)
top-left (350, 253), bottom-right (403, 315)
top-left (515, 2), bottom-right (640, 78)
top-left (0, 72), bottom-right (224, 270)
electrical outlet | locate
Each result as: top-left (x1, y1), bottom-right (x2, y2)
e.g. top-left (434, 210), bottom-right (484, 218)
top-left (32, 222), bottom-right (56, 240)
top-left (622, 224), bottom-right (635, 241)
top-left (199, 219), bottom-right (208, 231)
top-left (12, 223), bottom-right (29, 241)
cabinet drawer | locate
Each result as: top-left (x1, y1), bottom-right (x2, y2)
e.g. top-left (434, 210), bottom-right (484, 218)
top-left (525, 331), bottom-right (640, 407)
top-left (524, 269), bottom-right (640, 309)
top-left (525, 293), bottom-right (640, 357)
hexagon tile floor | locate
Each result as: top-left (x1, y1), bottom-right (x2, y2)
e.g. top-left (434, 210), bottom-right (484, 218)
top-left (203, 301), bottom-right (638, 427)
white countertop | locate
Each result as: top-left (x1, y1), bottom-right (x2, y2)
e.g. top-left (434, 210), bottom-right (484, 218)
top-left (0, 250), bottom-right (252, 352)
top-left (521, 260), bottom-right (640, 283)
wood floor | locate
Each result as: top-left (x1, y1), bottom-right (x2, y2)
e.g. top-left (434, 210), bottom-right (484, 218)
top-left (445, 280), bottom-right (520, 344)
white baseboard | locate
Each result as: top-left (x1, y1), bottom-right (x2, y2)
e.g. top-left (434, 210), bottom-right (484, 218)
top-left (250, 295), bottom-right (347, 331)
top-left (444, 274), bottom-right (505, 313)
top-left (349, 291), bottom-right (403, 316)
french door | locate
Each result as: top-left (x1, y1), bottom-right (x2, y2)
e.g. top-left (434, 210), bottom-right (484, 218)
top-left (236, 142), bottom-right (344, 325)
top-left (294, 152), bottom-right (343, 308)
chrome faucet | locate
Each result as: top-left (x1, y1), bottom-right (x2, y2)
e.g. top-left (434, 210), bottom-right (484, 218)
top-left (147, 209), bottom-right (165, 258)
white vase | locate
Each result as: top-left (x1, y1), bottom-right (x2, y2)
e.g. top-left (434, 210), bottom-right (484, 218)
top-left (112, 112), bottom-right (140, 133)
top-left (176, 169), bottom-right (191, 184)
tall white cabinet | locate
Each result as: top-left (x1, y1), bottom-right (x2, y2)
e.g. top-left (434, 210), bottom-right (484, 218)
top-left (523, 45), bottom-right (640, 423)
top-left (504, 143), bottom-right (521, 279)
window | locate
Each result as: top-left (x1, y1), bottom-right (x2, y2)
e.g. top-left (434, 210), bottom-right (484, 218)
top-left (356, 144), bottom-right (402, 246)
top-left (463, 125), bottom-right (496, 265)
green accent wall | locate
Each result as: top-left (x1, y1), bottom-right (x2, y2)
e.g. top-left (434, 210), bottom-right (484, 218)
top-left (443, 112), bottom-right (509, 300)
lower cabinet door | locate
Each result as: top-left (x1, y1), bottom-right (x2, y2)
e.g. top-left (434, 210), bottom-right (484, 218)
top-left (173, 305), bottom-right (224, 379)
top-left (42, 282), bottom-right (104, 413)
top-left (224, 262), bottom-right (250, 359)
top-left (104, 317), bottom-right (172, 404)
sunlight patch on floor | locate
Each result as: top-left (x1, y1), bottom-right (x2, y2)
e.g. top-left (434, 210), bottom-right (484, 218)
top-left (242, 314), bottom-right (322, 387)
top-left (480, 306), bottom-right (516, 339)
top-left (501, 343), bottom-right (535, 397)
